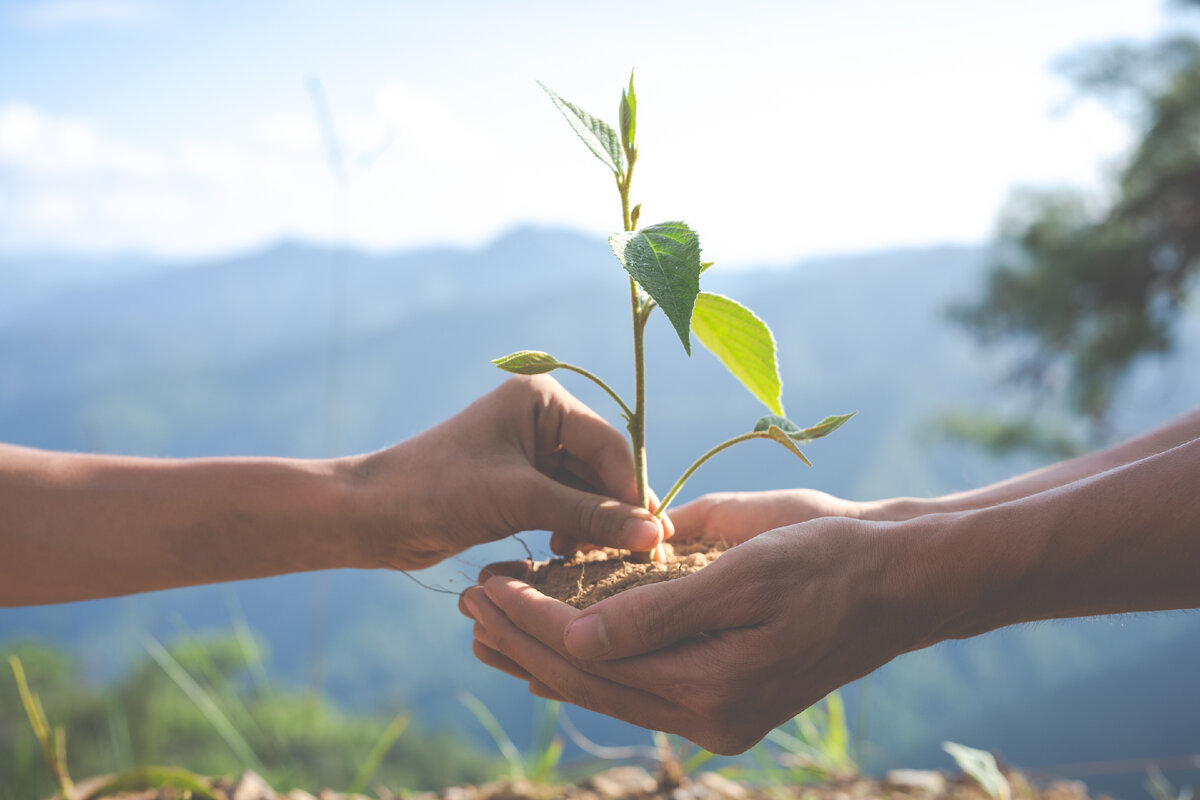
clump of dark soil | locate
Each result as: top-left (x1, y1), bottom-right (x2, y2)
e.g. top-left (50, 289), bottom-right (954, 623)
top-left (527, 540), bottom-right (732, 609)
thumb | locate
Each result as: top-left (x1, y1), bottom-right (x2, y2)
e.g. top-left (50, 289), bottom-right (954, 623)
top-left (528, 474), bottom-right (664, 552)
top-left (563, 566), bottom-right (730, 661)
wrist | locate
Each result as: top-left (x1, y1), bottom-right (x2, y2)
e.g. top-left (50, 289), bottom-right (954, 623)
top-left (336, 436), bottom-right (444, 570)
top-left (895, 503), bottom-right (1045, 647)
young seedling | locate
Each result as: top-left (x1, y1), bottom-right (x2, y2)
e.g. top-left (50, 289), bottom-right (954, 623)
top-left (493, 72), bottom-right (853, 558)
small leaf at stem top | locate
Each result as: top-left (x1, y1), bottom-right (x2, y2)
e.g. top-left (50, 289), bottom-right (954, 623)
top-left (754, 412), bottom-right (856, 443)
top-left (620, 70), bottom-right (637, 152)
top-left (539, 82), bottom-right (624, 175)
top-left (692, 292), bottom-right (784, 416)
top-left (609, 221), bottom-right (703, 354)
top-left (492, 350), bottom-right (560, 375)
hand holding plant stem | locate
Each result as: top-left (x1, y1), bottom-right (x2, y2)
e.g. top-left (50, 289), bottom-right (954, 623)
top-left (493, 71), bottom-right (853, 558)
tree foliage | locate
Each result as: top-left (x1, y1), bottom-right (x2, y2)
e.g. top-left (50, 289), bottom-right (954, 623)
top-left (951, 16), bottom-right (1200, 451)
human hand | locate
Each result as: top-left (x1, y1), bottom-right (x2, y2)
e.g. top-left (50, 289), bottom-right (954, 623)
top-left (668, 488), bottom-right (861, 545)
top-left (460, 515), bottom-right (941, 755)
top-left (349, 375), bottom-right (670, 570)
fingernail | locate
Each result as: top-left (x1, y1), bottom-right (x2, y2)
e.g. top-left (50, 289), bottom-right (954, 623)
top-left (564, 613), bottom-right (610, 659)
top-left (620, 516), bottom-right (661, 550)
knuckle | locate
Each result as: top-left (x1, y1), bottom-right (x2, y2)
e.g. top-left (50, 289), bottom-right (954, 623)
top-left (628, 601), bottom-right (674, 649)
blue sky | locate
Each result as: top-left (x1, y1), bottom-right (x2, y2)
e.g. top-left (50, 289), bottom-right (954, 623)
top-left (0, 0), bottom-right (1186, 265)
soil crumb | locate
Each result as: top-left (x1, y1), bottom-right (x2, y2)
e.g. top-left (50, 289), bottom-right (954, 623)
top-left (528, 539), bottom-right (731, 609)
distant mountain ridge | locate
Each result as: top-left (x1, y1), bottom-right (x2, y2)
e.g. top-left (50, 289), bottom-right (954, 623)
top-left (2, 229), bottom-right (1198, 789)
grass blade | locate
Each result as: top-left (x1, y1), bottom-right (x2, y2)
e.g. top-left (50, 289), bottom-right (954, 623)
top-left (460, 691), bottom-right (525, 779)
top-left (143, 636), bottom-right (266, 776)
top-left (81, 766), bottom-right (220, 800)
top-left (347, 711), bottom-right (410, 795)
top-left (9, 655), bottom-right (74, 797)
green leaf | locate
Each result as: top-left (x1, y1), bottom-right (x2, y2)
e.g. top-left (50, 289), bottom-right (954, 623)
top-left (539, 82), bottom-right (623, 175)
top-left (757, 422), bottom-right (812, 467)
top-left (610, 222), bottom-right (703, 354)
top-left (943, 742), bottom-right (1011, 800)
top-left (492, 350), bottom-right (560, 375)
top-left (754, 412), bottom-right (856, 443)
top-left (620, 70), bottom-right (637, 151)
top-left (83, 768), bottom-right (221, 800)
top-left (692, 292), bottom-right (784, 415)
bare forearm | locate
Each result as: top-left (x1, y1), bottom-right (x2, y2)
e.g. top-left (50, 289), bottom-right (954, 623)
top-left (0, 376), bottom-right (660, 606)
top-left (908, 436), bottom-right (1200, 645)
top-left (861, 407), bottom-right (1200, 521)
top-left (0, 444), bottom-right (370, 606)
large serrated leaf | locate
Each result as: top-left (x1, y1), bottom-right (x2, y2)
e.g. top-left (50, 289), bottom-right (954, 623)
top-left (754, 412), bottom-right (856, 443)
top-left (539, 82), bottom-right (624, 175)
top-left (492, 350), bottom-right (560, 375)
top-left (692, 292), bottom-right (783, 415)
top-left (609, 222), bottom-right (702, 354)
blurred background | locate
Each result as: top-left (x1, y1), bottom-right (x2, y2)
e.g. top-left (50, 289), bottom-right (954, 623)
top-left (2, 0), bottom-right (1199, 796)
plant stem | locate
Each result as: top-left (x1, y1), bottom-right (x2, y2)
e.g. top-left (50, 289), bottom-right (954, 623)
top-left (555, 363), bottom-right (633, 420)
top-left (616, 160), bottom-right (649, 512)
top-left (629, 277), bottom-right (649, 510)
top-left (654, 431), bottom-right (767, 516)
top-left (618, 154), bottom-right (659, 560)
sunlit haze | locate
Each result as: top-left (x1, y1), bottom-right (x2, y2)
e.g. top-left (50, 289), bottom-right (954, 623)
top-left (0, 0), bottom-right (1184, 266)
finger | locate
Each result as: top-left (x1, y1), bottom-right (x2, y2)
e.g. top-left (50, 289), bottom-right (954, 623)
top-left (473, 638), bottom-right (533, 681)
top-left (529, 679), bottom-right (567, 702)
top-left (558, 563), bottom-right (746, 661)
top-left (549, 532), bottom-right (578, 557)
top-left (554, 397), bottom-right (639, 506)
top-left (480, 577), bottom-right (734, 694)
top-left (663, 496), bottom-right (711, 538)
top-left (479, 560), bottom-right (531, 584)
top-left (525, 473), bottom-right (663, 551)
top-left (480, 578), bottom-right (753, 695)
top-left (648, 488), bottom-right (675, 542)
top-left (468, 582), bottom-right (691, 735)
top-left (555, 451), bottom-right (602, 492)
top-left (458, 587), bottom-right (480, 619)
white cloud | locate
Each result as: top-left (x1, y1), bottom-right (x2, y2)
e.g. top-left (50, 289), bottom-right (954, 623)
top-left (11, 0), bottom-right (162, 29)
top-left (0, 85), bottom-right (506, 257)
top-left (0, 103), bottom-right (161, 177)
top-left (0, 66), bottom-right (1136, 265)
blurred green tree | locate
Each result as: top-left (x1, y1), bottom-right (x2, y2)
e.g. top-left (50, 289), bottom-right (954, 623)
top-left (949, 2), bottom-right (1200, 455)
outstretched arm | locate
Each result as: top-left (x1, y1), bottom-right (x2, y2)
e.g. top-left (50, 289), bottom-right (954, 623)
top-left (865, 406), bottom-right (1200, 521)
top-left (0, 376), bottom-right (665, 606)
top-left (667, 407), bottom-right (1200, 539)
top-left (462, 433), bottom-right (1200, 754)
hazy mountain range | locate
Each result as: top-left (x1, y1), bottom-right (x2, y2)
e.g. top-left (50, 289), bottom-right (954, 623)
top-left (2, 228), bottom-right (1198, 796)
